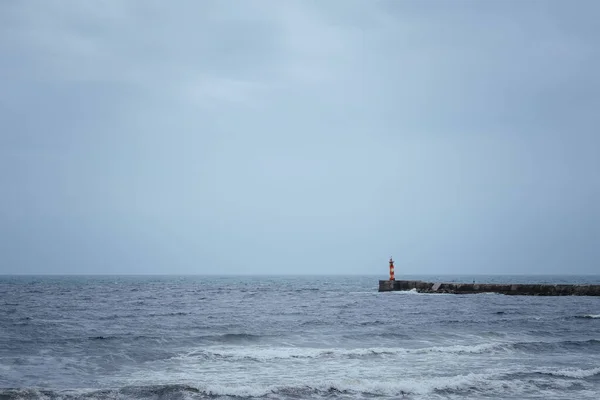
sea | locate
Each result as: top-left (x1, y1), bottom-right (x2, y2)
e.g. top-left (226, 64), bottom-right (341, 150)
top-left (1, 275), bottom-right (599, 400)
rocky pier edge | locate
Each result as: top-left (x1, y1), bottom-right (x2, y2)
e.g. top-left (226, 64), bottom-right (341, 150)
top-left (378, 280), bottom-right (600, 296)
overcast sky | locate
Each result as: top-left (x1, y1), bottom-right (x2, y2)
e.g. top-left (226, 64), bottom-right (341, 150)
top-left (1, 0), bottom-right (598, 275)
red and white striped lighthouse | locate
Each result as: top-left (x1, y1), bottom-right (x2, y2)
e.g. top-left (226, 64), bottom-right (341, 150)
top-left (389, 257), bottom-right (395, 281)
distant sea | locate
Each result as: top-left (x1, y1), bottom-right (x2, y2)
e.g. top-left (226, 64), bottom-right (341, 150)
top-left (1, 275), bottom-right (599, 399)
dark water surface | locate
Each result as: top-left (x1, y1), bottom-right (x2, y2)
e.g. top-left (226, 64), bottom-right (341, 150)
top-left (1, 275), bottom-right (599, 399)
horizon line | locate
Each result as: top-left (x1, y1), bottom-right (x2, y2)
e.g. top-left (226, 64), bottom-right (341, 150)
top-left (2, 273), bottom-right (599, 277)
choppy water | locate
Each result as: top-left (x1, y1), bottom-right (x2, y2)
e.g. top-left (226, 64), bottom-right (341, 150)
top-left (1, 275), bottom-right (599, 399)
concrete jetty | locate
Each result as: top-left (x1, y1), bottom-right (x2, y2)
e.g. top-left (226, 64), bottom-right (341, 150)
top-left (379, 280), bottom-right (600, 296)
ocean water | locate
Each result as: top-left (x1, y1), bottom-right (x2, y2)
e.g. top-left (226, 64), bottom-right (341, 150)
top-left (1, 275), bottom-right (599, 399)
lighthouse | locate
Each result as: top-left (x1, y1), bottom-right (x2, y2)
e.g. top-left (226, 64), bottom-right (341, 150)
top-left (389, 257), bottom-right (395, 281)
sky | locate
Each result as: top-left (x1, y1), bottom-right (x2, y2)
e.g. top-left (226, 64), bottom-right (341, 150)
top-left (1, 0), bottom-right (598, 275)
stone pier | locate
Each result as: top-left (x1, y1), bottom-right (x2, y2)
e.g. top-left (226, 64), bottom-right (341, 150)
top-left (378, 280), bottom-right (600, 296)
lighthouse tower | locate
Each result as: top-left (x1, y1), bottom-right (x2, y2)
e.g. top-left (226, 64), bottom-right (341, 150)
top-left (389, 257), bottom-right (395, 281)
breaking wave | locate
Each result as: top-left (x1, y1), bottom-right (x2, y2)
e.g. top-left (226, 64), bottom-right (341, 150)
top-left (3, 368), bottom-right (598, 400)
top-left (177, 344), bottom-right (502, 362)
top-left (543, 367), bottom-right (600, 379)
top-left (575, 314), bottom-right (600, 319)
top-left (174, 338), bottom-right (600, 363)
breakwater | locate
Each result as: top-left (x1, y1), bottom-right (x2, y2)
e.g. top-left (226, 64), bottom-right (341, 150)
top-left (379, 280), bottom-right (600, 296)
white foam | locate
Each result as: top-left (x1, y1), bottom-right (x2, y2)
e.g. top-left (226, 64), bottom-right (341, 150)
top-left (547, 367), bottom-right (600, 379)
top-left (193, 372), bottom-right (532, 397)
top-left (176, 342), bottom-right (508, 362)
top-left (179, 346), bottom-right (401, 361)
top-left (7, 389), bottom-right (52, 400)
top-left (120, 358), bottom-right (600, 400)
top-left (390, 288), bottom-right (421, 295)
top-left (200, 383), bottom-right (276, 398)
top-left (391, 288), bottom-right (453, 296)
top-left (8, 371), bottom-right (591, 400)
top-left (422, 342), bottom-right (502, 354)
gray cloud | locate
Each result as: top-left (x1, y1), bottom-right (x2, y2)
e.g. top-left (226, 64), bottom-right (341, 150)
top-left (1, 0), bottom-right (598, 275)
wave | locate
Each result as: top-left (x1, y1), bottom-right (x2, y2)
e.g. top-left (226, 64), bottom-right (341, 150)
top-left (0, 384), bottom-right (403, 400)
top-left (4, 333), bottom-right (267, 347)
top-left (3, 369), bottom-right (596, 400)
top-left (175, 338), bottom-right (600, 362)
top-left (96, 314), bottom-right (138, 321)
top-left (505, 367), bottom-right (600, 382)
top-left (575, 314), bottom-right (600, 319)
top-left (390, 288), bottom-right (456, 296)
top-left (357, 320), bottom-right (388, 326)
top-left (391, 288), bottom-right (423, 295)
top-left (88, 336), bottom-right (117, 341)
top-left (0, 377), bottom-right (516, 399)
top-left (512, 339), bottom-right (600, 352)
top-left (176, 343), bottom-right (502, 362)
top-left (544, 367), bottom-right (600, 379)
top-left (212, 333), bottom-right (262, 343)
top-left (97, 311), bottom-right (189, 320)
top-left (300, 320), bottom-right (332, 327)
top-left (370, 331), bottom-right (412, 339)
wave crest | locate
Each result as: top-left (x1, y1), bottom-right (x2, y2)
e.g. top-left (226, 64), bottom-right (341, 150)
top-left (3, 366), bottom-right (598, 400)
top-left (176, 338), bottom-right (600, 363)
top-left (545, 367), bottom-right (600, 379)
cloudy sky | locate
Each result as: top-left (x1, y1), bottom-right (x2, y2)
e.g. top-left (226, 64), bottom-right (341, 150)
top-left (1, 0), bottom-right (598, 275)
